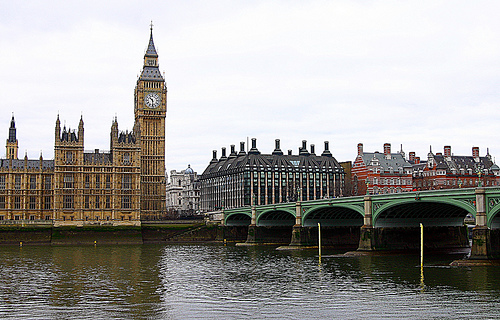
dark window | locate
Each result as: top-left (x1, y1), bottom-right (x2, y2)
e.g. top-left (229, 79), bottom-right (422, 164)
top-left (63, 195), bottom-right (74, 209)
top-left (122, 195), bottom-right (131, 209)
top-left (0, 175), bottom-right (5, 189)
top-left (14, 196), bottom-right (21, 209)
top-left (63, 174), bottom-right (74, 189)
top-left (44, 196), bottom-right (52, 210)
top-left (44, 176), bottom-right (51, 190)
top-left (14, 175), bottom-right (21, 190)
top-left (122, 174), bottom-right (131, 189)
top-left (29, 196), bottom-right (36, 210)
top-left (30, 176), bottom-right (37, 189)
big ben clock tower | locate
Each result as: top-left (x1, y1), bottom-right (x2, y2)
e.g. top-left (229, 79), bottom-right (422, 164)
top-left (134, 24), bottom-right (167, 218)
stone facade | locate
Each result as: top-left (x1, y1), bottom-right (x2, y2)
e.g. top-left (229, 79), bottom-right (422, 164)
top-left (0, 27), bottom-right (166, 225)
top-left (166, 165), bottom-right (200, 215)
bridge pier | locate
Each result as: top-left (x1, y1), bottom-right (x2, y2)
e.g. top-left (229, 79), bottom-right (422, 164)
top-left (243, 205), bottom-right (292, 245)
top-left (470, 188), bottom-right (493, 259)
top-left (244, 206), bottom-right (259, 244)
top-left (289, 201), bottom-right (314, 246)
top-left (358, 196), bottom-right (375, 251)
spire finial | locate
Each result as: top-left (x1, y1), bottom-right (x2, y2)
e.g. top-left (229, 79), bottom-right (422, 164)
top-left (150, 20), bottom-right (154, 32)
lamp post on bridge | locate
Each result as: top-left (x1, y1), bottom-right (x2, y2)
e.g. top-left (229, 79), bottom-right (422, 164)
top-left (365, 179), bottom-right (370, 195)
top-left (476, 167), bottom-right (483, 187)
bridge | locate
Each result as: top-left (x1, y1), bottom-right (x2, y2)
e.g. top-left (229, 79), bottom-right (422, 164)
top-left (222, 187), bottom-right (500, 259)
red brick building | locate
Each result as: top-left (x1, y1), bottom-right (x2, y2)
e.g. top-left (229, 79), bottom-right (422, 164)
top-left (411, 146), bottom-right (500, 190)
top-left (352, 143), bottom-right (413, 195)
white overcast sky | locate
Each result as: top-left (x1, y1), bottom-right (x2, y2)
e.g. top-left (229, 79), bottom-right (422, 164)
top-left (1, 1), bottom-right (500, 174)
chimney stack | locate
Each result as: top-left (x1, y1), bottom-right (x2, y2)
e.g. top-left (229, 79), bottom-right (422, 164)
top-left (409, 152), bottom-right (415, 163)
top-left (272, 139), bottom-right (283, 155)
top-left (229, 144), bottom-right (237, 159)
top-left (248, 138), bottom-right (260, 155)
top-left (357, 143), bottom-right (363, 156)
top-left (384, 143), bottom-right (391, 160)
top-left (211, 150), bottom-right (218, 163)
top-left (300, 140), bottom-right (310, 155)
top-left (473, 147), bottom-right (480, 162)
top-left (220, 147), bottom-right (227, 160)
top-left (415, 156), bottom-right (420, 164)
top-left (444, 145), bottom-right (451, 158)
top-left (238, 142), bottom-right (246, 156)
top-left (322, 141), bottom-right (332, 157)
top-left (310, 144), bottom-right (315, 155)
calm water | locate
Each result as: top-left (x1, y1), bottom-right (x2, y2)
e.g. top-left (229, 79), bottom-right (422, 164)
top-left (0, 244), bottom-right (499, 320)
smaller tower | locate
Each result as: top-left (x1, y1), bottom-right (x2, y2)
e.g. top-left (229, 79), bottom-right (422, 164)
top-left (6, 115), bottom-right (18, 160)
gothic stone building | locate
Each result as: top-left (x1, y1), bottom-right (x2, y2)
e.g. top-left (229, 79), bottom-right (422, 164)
top-left (0, 28), bottom-right (166, 225)
top-left (200, 138), bottom-right (345, 212)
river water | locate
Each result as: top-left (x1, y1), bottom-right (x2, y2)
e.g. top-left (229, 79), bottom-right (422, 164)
top-left (0, 244), bottom-right (499, 320)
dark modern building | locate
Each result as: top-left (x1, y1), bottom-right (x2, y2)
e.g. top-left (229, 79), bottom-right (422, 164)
top-left (199, 138), bottom-right (346, 212)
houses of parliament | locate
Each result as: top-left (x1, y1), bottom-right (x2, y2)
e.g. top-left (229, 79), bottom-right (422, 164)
top-left (0, 27), bottom-right (166, 225)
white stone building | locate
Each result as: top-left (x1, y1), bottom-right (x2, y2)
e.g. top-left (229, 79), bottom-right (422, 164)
top-left (166, 165), bottom-right (200, 215)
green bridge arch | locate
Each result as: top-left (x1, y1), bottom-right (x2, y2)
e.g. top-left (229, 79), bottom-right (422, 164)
top-left (256, 209), bottom-right (295, 226)
top-left (223, 188), bottom-right (500, 229)
top-left (373, 198), bottom-right (477, 228)
top-left (302, 204), bottom-right (364, 227)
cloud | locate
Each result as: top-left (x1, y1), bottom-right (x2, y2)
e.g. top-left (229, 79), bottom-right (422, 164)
top-left (1, 1), bottom-right (500, 175)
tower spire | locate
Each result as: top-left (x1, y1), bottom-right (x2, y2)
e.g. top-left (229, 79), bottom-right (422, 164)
top-left (6, 113), bottom-right (18, 159)
top-left (139, 23), bottom-right (163, 81)
top-left (146, 22), bottom-right (158, 58)
top-left (8, 114), bottom-right (16, 143)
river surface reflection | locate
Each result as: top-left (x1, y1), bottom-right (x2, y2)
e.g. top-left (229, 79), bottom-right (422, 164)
top-left (0, 244), bottom-right (499, 319)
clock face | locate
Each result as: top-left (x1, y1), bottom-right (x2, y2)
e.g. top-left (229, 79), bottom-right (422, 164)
top-left (145, 93), bottom-right (161, 108)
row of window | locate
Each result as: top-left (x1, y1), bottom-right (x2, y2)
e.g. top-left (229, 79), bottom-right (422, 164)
top-left (0, 175), bottom-right (52, 190)
top-left (0, 174), bottom-right (134, 190)
top-left (0, 196), bottom-right (52, 210)
top-left (369, 178), bottom-right (410, 186)
top-left (0, 195), bottom-right (134, 210)
top-left (0, 215), bottom-right (133, 221)
top-left (63, 195), bottom-right (132, 209)
top-left (82, 174), bottom-right (132, 189)
top-left (0, 215), bottom-right (51, 221)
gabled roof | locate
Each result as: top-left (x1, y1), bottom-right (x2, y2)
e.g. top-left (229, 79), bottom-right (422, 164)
top-left (429, 153), bottom-right (497, 174)
top-left (359, 152), bottom-right (411, 173)
top-left (201, 152), bottom-right (343, 178)
top-left (83, 152), bottom-right (112, 164)
top-left (0, 159), bottom-right (54, 170)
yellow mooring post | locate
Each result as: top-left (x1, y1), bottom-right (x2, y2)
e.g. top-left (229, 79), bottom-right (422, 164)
top-left (420, 223), bottom-right (424, 267)
top-left (420, 223), bottom-right (425, 290)
top-left (318, 222), bottom-right (322, 259)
